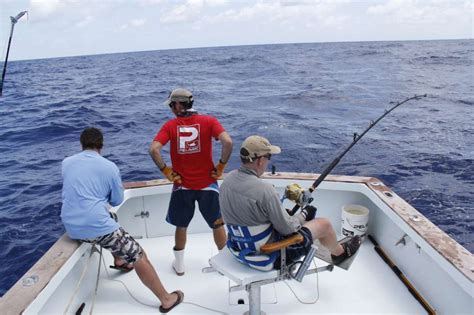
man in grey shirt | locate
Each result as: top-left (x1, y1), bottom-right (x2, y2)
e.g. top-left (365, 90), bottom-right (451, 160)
top-left (220, 135), bottom-right (361, 270)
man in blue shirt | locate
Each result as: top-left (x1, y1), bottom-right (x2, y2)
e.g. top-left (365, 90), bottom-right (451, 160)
top-left (61, 127), bottom-right (183, 313)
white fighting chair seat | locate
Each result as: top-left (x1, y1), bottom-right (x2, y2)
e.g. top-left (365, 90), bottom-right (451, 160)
top-left (206, 234), bottom-right (334, 315)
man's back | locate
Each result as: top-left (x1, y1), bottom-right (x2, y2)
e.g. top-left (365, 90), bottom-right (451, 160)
top-left (154, 114), bottom-right (225, 189)
top-left (61, 150), bottom-right (122, 239)
top-left (220, 167), bottom-right (303, 236)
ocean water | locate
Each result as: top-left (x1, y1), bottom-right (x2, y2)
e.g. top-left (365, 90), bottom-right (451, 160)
top-left (0, 40), bottom-right (472, 296)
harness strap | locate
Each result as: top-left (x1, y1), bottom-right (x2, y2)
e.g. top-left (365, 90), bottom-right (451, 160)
top-left (233, 247), bottom-right (280, 267)
top-left (226, 224), bottom-right (279, 269)
top-left (227, 224), bottom-right (273, 247)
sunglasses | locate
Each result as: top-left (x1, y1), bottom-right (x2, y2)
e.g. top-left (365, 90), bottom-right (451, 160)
top-left (260, 154), bottom-right (271, 161)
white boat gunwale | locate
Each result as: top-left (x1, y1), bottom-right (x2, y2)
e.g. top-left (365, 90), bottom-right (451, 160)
top-left (0, 172), bottom-right (472, 315)
top-left (123, 171), bottom-right (473, 283)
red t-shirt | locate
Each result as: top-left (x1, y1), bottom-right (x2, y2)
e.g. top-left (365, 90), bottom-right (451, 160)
top-left (154, 114), bottom-right (225, 190)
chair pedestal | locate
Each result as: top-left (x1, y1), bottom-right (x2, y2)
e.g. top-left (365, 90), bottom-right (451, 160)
top-left (246, 284), bottom-right (264, 315)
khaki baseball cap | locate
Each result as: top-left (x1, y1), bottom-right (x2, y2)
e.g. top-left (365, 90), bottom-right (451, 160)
top-left (163, 88), bottom-right (194, 106)
top-left (240, 135), bottom-right (281, 161)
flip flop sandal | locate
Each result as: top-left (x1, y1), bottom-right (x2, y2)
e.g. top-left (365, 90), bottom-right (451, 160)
top-left (109, 263), bottom-right (134, 272)
top-left (159, 290), bottom-right (184, 313)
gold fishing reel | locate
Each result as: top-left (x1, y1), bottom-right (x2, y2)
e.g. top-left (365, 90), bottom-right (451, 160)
top-left (284, 183), bottom-right (313, 208)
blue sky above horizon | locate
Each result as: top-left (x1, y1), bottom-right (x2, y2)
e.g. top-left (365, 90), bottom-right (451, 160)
top-left (0, 0), bottom-right (473, 61)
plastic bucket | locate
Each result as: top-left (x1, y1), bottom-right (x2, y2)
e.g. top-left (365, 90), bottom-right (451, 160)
top-left (341, 204), bottom-right (369, 241)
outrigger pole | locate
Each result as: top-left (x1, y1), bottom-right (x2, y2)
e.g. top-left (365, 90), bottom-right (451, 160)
top-left (0, 10), bottom-right (28, 97)
top-left (287, 94), bottom-right (427, 215)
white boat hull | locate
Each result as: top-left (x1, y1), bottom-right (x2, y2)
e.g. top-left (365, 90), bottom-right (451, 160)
top-left (1, 173), bottom-right (472, 314)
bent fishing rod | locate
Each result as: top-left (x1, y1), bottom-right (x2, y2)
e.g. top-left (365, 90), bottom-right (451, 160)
top-left (1, 10), bottom-right (28, 97)
top-left (286, 94), bottom-right (427, 215)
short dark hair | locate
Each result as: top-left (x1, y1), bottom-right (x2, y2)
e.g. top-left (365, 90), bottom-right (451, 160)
top-left (80, 127), bottom-right (103, 150)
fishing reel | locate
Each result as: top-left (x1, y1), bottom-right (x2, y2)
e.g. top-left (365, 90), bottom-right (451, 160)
top-left (284, 183), bottom-right (313, 209)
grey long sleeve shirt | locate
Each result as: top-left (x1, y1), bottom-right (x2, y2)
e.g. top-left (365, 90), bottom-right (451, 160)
top-left (219, 166), bottom-right (305, 237)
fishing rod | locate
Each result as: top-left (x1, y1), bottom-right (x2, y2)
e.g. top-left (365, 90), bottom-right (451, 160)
top-left (368, 235), bottom-right (436, 314)
top-left (285, 94), bottom-right (427, 215)
top-left (0, 10), bottom-right (28, 97)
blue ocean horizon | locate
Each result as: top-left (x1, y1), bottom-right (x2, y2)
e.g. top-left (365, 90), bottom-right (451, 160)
top-left (0, 39), bottom-right (472, 296)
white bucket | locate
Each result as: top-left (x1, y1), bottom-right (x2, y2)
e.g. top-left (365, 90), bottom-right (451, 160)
top-left (341, 204), bottom-right (370, 241)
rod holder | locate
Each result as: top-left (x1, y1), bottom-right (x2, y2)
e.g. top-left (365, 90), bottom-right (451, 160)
top-left (294, 244), bottom-right (317, 282)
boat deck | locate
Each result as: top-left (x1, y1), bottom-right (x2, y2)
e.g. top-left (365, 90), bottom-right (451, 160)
top-left (90, 232), bottom-right (425, 314)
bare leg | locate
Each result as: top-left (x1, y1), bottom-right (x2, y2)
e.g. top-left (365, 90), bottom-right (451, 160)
top-left (134, 252), bottom-right (179, 309)
top-left (212, 226), bottom-right (227, 250)
top-left (303, 218), bottom-right (344, 256)
top-left (174, 227), bottom-right (187, 250)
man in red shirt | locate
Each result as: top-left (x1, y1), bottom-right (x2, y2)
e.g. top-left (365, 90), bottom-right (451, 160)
top-left (149, 88), bottom-right (233, 276)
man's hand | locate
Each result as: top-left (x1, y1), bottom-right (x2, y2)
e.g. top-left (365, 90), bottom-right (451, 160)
top-left (301, 205), bottom-right (317, 221)
top-left (161, 166), bottom-right (182, 184)
top-left (211, 160), bottom-right (226, 179)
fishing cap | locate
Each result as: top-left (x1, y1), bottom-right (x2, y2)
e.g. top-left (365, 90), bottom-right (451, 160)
top-left (163, 88), bottom-right (194, 106)
top-left (240, 135), bottom-right (281, 162)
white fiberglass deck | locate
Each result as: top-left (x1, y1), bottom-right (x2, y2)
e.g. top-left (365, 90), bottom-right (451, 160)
top-left (91, 233), bottom-right (425, 314)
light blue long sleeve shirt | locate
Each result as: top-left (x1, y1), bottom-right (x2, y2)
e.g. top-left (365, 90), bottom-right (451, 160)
top-left (60, 150), bottom-right (122, 239)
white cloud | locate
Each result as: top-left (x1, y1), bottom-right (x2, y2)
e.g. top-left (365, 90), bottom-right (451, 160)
top-left (121, 18), bottom-right (147, 29)
top-left (367, 0), bottom-right (405, 15)
top-left (464, 0), bottom-right (474, 10)
top-left (208, 1), bottom-right (345, 28)
top-left (130, 18), bottom-right (147, 27)
top-left (138, 0), bottom-right (165, 5)
top-left (322, 15), bottom-right (348, 28)
top-left (75, 16), bottom-right (93, 28)
top-left (29, 0), bottom-right (64, 18)
top-left (367, 0), bottom-right (470, 25)
top-left (205, 0), bottom-right (228, 6)
top-left (160, 0), bottom-right (205, 24)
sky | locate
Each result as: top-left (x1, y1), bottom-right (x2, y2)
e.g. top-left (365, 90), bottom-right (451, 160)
top-left (0, 0), bottom-right (472, 61)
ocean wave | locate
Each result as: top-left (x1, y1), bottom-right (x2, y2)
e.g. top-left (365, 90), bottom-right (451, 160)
top-left (0, 122), bottom-right (81, 144)
top-left (457, 99), bottom-right (473, 105)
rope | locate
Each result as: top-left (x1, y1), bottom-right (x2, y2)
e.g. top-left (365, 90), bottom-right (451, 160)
top-left (64, 245), bottom-right (320, 313)
top-left (88, 246), bottom-right (103, 315)
top-left (63, 245), bottom-right (97, 315)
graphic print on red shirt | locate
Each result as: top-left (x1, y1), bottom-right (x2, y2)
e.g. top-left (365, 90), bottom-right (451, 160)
top-left (177, 124), bottom-right (201, 154)
top-left (154, 114), bottom-right (225, 190)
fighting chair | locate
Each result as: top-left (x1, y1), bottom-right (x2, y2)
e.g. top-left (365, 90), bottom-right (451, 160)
top-left (204, 234), bottom-right (334, 315)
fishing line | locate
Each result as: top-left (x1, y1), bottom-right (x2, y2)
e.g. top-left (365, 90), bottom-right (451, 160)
top-left (287, 94), bottom-right (428, 215)
top-left (100, 254), bottom-right (156, 308)
top-left (284, 259), bottom-right (320, 305)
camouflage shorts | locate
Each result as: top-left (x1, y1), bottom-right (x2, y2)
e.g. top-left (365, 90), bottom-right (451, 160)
top-left (82, 227), bottom-right (144, 264)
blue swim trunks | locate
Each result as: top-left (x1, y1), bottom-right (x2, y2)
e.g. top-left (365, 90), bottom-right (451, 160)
top-left (166, 182), bottom-right (223, 229)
